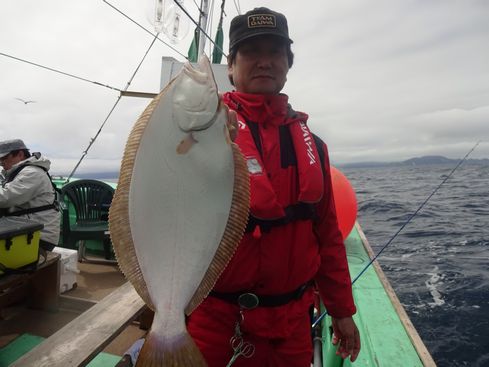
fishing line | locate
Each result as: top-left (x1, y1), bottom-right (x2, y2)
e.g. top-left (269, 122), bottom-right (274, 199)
top-left (102, 0), bottom-right (188, 60)
top-left (67, 33), bottom-right (161, 181)
top-left (0, 52), bottom-right (122, 92)
top-left (233, 0), bottom-right (241, 15)
top-left (312, 141), bottom-right (481, 329)
top-left (173, 0), bottom-right (228, 58)
top-left (192, 0), bottom-right (204, 12)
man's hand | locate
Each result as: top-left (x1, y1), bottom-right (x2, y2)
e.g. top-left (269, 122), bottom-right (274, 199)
top-left (219, 94), bottom-right (238, 142)
top-left (226, 107), bottom-right (238, 141)
top-left (331, 316), bottom-right (361, 362)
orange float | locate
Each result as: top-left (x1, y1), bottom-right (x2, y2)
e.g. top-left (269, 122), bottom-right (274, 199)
top-left (330, 166), bottom-right (357, 240)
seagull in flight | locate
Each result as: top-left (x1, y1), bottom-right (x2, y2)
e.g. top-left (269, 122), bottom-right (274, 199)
top-left (15, 98), bottom-right (36, 105)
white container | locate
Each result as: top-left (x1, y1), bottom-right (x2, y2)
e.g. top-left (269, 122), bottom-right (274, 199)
top-left (52, 247), bottom-right (80, 293)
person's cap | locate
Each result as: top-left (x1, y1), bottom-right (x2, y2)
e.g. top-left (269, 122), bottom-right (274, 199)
top-left (0, 139), bottom-right (28, 158)
top-left (229, 7), bottom-right (293, 51)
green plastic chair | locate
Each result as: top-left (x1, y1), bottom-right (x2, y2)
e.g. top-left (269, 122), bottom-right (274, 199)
top-left (60, 179), bottom-right (116, 264)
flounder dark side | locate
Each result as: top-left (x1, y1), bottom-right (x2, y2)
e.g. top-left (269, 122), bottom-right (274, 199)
top-left (109, 55), bottom-right (250, 366)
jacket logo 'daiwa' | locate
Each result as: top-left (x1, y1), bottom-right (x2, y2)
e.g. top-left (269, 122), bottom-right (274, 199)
top-left (299, 121), bottom-right (316, 165)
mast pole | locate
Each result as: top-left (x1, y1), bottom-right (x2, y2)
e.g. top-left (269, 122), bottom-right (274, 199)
top-left (197, 0), bottom-right (209, 58)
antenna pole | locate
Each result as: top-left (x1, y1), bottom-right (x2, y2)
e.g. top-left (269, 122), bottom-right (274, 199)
top-left (198, 0), bottom-right (209, 58)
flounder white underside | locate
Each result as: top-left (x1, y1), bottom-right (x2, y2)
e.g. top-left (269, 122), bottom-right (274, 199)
top-left (109, 64), bottom-right (249, 317)
top-left (129, 83), bottom-right (234, 314)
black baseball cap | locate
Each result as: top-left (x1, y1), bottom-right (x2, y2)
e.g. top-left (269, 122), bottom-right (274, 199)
top-left (229, 7), bottom-right (293, 51)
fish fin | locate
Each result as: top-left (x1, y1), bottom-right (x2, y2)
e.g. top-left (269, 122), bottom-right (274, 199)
top-left (185, 142), bottom-right (250, 314)
top-left (176, 133), bottom-right (198, 154)
top-left (224, 124), bottom-right (232, 145)
top-left (135, 330), bottom-right (207, 367)
top-left (109, 82), bottom-right (175, 309)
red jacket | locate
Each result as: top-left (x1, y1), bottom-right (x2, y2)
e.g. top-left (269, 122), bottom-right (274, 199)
top-left (193, 92), bottom-right (355, 340)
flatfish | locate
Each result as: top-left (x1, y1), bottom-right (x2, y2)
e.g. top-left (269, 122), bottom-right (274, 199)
top-left (109, 55), bottom-right (249, 366)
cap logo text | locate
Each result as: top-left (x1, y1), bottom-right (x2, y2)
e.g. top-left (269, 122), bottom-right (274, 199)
top-left (248, 14), bottom-right (276, 28)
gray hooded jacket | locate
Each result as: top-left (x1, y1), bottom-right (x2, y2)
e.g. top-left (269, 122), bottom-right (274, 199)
top-left (0, 154), bottom-right (60, 246)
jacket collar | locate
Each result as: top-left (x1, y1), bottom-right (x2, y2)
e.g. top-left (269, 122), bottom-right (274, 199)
top-left (5, 154), bottom-right (49, 177)
top-left (223, 91), bottom-right (295, 126)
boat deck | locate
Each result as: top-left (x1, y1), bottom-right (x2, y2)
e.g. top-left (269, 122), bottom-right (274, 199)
top-left (1, 224), bottom-right (436, 366)
top-left (320, 224), bottom-right (436, 366)
top-left (0, 259), bottom-right (146, 360)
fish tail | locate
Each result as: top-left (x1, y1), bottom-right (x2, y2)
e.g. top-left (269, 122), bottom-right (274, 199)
top-left (135, 330), bottom-right (207, 367)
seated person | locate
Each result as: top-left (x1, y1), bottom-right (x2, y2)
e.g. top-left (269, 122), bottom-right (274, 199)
top-left (0, 139), bottom-right (60, 251)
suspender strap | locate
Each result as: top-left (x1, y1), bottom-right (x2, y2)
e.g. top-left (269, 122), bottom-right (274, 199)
top-left (2, 161), bottom-right (60, 217)
top-left (245, 202), bottom-right (318, 233)
top-left (5, 203), bottom-right (58, 217)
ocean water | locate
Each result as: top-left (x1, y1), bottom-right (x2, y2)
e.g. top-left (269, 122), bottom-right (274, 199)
top-left (343, 163), bottom-right (489, 367)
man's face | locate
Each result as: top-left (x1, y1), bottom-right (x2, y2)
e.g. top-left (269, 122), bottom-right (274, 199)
top-left (0, 152), bottom-right (23, 171)
top-left (229, 36), bottom-right (289, 95)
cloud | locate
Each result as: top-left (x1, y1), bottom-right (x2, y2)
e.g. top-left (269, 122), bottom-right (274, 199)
top-left (1, 0), bottom-right (488, 172)
top-left (409, 106), bottom-right (489, 139)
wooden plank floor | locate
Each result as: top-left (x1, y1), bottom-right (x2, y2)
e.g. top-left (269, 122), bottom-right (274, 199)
top-left (0, 258), bottom-right (147, 360)
top-left (10, 282), bottom-right (145, 367)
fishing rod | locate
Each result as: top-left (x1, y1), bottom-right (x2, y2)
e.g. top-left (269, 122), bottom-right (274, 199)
top-left (312, 141), bottom-right (481, 329)
top-left (67, 33), bottom-right (161, 181)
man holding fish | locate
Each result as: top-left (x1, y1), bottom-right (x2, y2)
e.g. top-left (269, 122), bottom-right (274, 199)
top-left (111, 6), bottom-right (360, 367)
top-left (186, 7), bottom-right (361, 366)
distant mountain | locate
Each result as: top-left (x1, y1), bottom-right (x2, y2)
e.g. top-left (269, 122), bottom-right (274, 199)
top-left (338, 155), bottom-right (489, 168)
top-left (337, 161), bottom-right (396, 168)
top-left (402, 155), bottom-right (456, 165)
top-left (56, 156), bottom-right (488, 178)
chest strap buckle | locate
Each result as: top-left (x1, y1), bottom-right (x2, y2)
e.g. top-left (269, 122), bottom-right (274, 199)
top-left (238, 293), bottom-right (259, 310)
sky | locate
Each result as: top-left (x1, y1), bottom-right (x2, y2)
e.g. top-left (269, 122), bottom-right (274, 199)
top-left (1, 0), bottom-right (488, 175)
